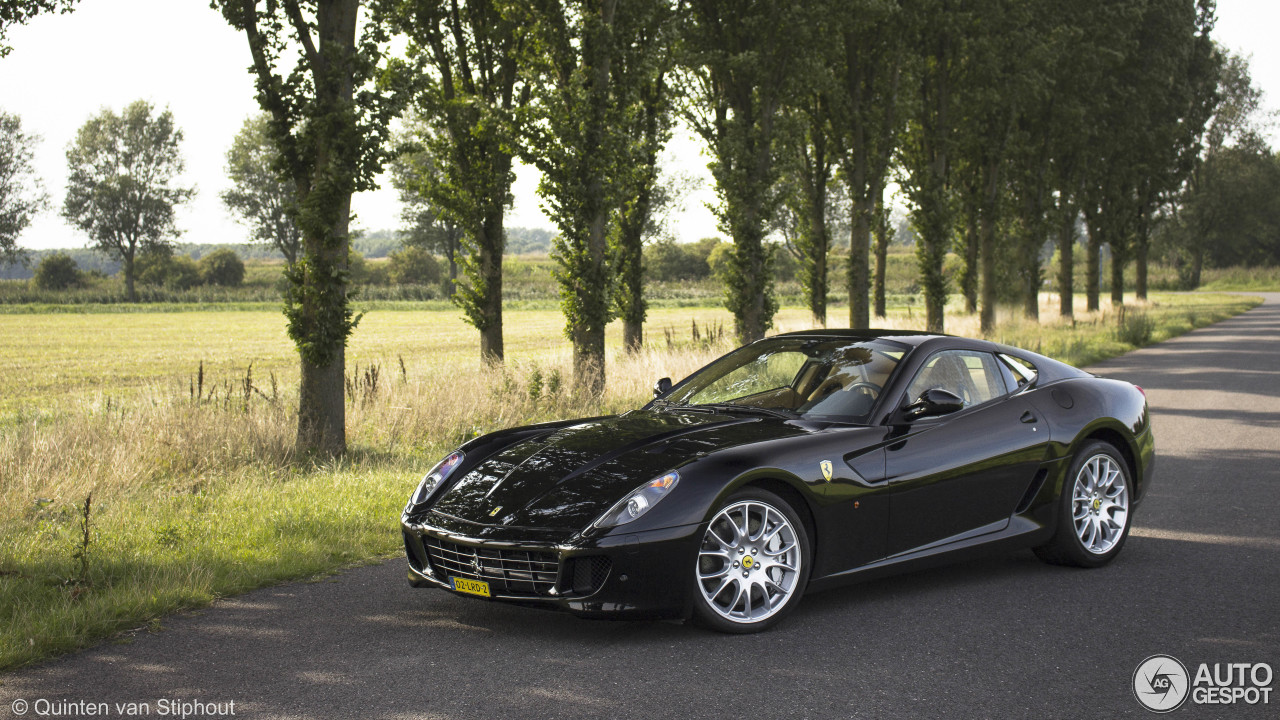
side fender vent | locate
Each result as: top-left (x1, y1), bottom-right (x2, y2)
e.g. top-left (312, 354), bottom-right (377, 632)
top-left (1015, 469), bottom-right (1049, 515)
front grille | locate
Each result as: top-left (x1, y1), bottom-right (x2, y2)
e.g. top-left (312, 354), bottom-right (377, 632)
top-left (424, 535), bottom-right (560, 597)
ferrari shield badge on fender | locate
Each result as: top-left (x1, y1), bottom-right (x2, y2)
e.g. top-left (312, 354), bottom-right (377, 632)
top-left (820, 460), bottom-right (833, 482)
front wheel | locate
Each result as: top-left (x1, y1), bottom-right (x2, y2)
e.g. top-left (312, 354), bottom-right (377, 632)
top-left (1034, 441), bottom-right (1133, 568)
top-left (691, 488), bottom-right (811, 633)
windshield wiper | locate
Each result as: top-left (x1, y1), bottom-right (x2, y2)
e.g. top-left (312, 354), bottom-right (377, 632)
top-left (690, 403), bottom-right (796, 419)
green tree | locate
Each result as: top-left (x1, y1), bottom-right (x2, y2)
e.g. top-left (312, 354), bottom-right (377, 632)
top-left (611, 1), bottom-right (676, 352)
top-left (899, 0), bottom-right (966, 332)
top-left (1128, 0), bottom-right (1218, 301)
top-left (62, 100), bottom-right (194, 302)
top-left (961, 0), bottom-right (1049, 327)
top-left (0, 110), bottom-right (47, 265)
top-left (517, 0), bottom-right (672, 394)
top-left (777, 101), bottom-right (836, 326)
top-left (1174, 50), bottom-right (1272, 284)
top-left (198, 248), bottom-right (246, 287)
top-left (221, 114), bottom-right (301, 265)
top-left (386, 244), bottom-right (441, 285)
top-left (387, 131), bottom-right (461, 296)
top-left (826, 0), bottom-right (909, 328)
top-left (377, 0), bottom-right (532, 364)
top-left (0, 1), bottom-right (78, 57)
top-left (215, 0), bottom-right (402, 454)
top-left (137, 248), bottom-right (201, 290)
top-left (679, 0), bottom-right (812, 342)
top-left (32, 251), bottom-right (79, 289)
top-left (1080, 0), bottom-right (1216, 308)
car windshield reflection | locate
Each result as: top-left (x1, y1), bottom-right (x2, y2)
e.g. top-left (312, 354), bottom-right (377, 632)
top-left (661, 337), bottom-right (907, 423)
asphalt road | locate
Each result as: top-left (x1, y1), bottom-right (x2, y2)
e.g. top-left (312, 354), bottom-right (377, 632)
top-left (4, 295), bottom-right (1279, 719)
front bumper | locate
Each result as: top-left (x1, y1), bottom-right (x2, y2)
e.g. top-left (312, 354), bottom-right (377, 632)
top-left (401, 514), bottom-right (702, 620)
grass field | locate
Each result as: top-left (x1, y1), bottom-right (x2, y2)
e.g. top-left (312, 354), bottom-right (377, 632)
top-left (0, 291), bottom-right (1261, 670)
top-left (1196, 265), bottom-right (1280, 291)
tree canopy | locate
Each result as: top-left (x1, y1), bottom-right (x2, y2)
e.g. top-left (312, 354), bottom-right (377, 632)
top-left (0, 110), bottom-right (47, 265)
top-left (221, 114), bottom-right (302, 265)
top-left (62, 100), bottom-right (194, 302)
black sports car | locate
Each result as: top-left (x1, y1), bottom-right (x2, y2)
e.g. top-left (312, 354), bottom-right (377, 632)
top-left (401, 330), bottom-right (1153, 632)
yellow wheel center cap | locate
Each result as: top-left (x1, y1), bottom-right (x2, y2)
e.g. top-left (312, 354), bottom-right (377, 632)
top-left (742, 556), bottom-right (754, 569)
top-left (1092, 498), bottom-right (1102, 511)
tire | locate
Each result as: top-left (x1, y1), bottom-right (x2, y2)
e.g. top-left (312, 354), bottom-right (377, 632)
top-left (1034, 440), bottom-right (1133, 568)
top-left (690, 487), bottom-right (812, 633)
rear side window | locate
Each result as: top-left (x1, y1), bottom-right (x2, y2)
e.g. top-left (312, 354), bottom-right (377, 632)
top-left (998, 353), bottom-right (1038, 388)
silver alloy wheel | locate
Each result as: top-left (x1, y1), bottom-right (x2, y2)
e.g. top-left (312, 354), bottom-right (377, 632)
top-left (697, 500), bottom-right (802, 624)
top-left (1071, 453), bottom-right (1130, 555)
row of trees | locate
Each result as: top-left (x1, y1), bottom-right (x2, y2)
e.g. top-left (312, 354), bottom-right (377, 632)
top-left (1, 1), bottom-right (1266, 455)
top-left (374, 0), bottom-right (1233, 379)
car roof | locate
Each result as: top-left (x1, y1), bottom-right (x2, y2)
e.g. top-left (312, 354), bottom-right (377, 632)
top-left (769, 328), bottom-right (949, 347)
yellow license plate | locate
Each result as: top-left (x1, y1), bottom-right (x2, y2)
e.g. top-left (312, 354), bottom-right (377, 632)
top-left (450, 576), bottom-right (491, 597)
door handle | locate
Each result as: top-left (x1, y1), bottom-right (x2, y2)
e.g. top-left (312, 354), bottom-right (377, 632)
top-left (1020, 410), bottom-right (1037, 424)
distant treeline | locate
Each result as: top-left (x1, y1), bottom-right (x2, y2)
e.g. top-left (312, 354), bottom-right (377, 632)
top-left (0, 226), bottom-right (555, 280)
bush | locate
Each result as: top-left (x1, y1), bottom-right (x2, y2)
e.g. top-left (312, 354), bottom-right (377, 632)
top-left (347, 247), bottom-right (369, 284)
top-left (198, 248), bottom-right (245, 287)
top-left (33, 253), bottom-right (82, 290)
top-left (707, 242), bottom-right (733, 280)
top-left (137, 250), bottom-right (201, 290)
top-left (387, 246), bottom-right (442, 285)
top-left (1115, 309), bottom-right (1155, 346)
top-left (645, 240), bottom-right (713, 282)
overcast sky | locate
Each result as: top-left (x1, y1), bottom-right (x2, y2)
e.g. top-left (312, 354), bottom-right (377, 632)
top-left (1, 0), bottom-right (1276, 252)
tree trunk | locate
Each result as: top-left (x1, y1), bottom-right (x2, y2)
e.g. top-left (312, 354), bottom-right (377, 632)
top-left (1190, 247), bottom-right (1204, 288)
top-left (1086, 226), bottom-right (1100, 312)
top-left (873, 201), bottom-right (888, 319)
top-left (295, 188), bottom-right (352, 455)
top-left (962, 207), bottom-right (979, 314)
top-left (1135, 237), bottom-right (1148, 301)
top-left (478, 210), bottom-right (504, 364)
top-left (123, 249), bottom-right (136, 303)
top-left (1110, 250), bottom-right (1125, 306)
top-left (849, 201), bottom-right (871, 329)
top-left (978, 213), bottom-right (996, 334)
top-left (1023, 258), bottom-right (1039, 320)
top-left (732, 218), bottom-right (771, 344)
top-left (808, 185), bottom-right (828, 327)
top-left (297, 353), bottom-right (345, 454)
top-left (617, 171), bottom-right (651, 353)
top-left (1057, 211), bottom-right (1074, 318)
top-left (574, 202), bottom-right (609, 396)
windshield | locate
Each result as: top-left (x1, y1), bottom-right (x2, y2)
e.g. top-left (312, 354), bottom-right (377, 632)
top-left (661, 337), bottom-right (907, 423)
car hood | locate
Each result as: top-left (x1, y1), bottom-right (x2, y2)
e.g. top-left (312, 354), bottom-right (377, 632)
top-left (428, 408), bottom-right (794, 531)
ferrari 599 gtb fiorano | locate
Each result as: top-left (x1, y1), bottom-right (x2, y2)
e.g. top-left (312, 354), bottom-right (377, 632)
top-left (401, 330), bottom-right (1153, 632)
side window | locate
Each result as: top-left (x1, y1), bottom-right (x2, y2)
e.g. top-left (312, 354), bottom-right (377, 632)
top-left (998, 353), bottom-right (1038, 388)
top-left (906, 350), bottom-right (1007, 410)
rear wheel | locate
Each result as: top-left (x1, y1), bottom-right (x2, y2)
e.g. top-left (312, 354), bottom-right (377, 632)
top-left (691, 488), bottom-right (811, 633)
top-left (1034, 441), bottom-right (1132, 568)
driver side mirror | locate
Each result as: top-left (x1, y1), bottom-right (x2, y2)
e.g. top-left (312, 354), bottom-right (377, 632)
top-left (904, 387), bottom-right (964, 420)
top-left (653, 377), bottom-right (673, 398)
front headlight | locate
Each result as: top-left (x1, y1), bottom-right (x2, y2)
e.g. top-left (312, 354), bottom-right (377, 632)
top-left (592, 471), bottom-right (680, 529)
top-left (405, 450), bottom-right (464, 513)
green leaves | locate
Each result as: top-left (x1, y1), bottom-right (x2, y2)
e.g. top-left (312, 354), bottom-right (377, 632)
top-left (0, 110), bottom-right (47, 265)
top-left (221, 114), bottom-right (301, 264)
top-left (61, 100), bottom-right (194, 302)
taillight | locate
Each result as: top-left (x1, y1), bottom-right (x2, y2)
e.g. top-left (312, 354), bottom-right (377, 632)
top-left (1134, 385), bottom-right (1146, 398)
